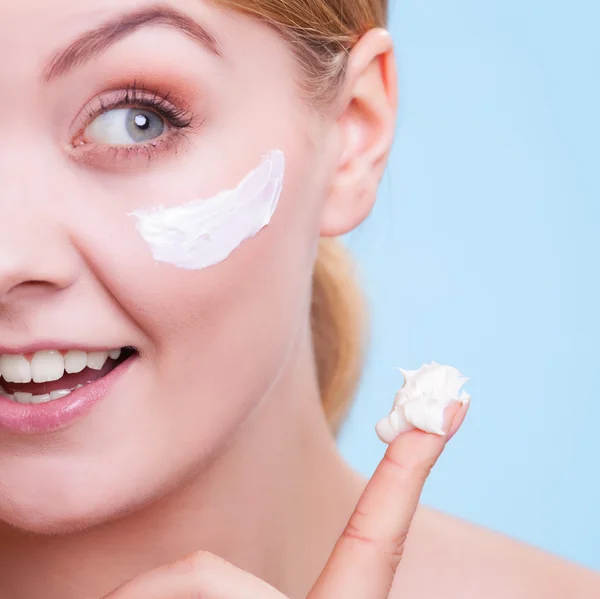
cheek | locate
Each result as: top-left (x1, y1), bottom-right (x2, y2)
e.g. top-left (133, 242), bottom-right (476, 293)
top-left (78, 144), bottom-right (325, 377)
top-left (139, 169), bottom-right (321, 392)
top-left (76, 147), bottom-right (322, 374)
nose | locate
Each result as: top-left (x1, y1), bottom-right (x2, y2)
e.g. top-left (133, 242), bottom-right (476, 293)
top-left (0, 104), bottom-right (84, 305)
top-left (0, 204), bottom-right (80, 305)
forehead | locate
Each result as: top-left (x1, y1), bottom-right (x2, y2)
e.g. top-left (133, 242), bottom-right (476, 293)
top-left (0, 0), bottom-right (301, 95)
top-left (0, 0), bottom-right (284, 68)
top-left (3, 0), bottom-right (200, 25)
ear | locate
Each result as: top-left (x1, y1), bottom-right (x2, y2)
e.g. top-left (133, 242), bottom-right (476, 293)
top-left (320, 29), bottom-right (398, 237)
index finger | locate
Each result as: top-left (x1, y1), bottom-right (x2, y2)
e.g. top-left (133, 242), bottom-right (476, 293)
top-left (308, 401), bottom-right (468, 599)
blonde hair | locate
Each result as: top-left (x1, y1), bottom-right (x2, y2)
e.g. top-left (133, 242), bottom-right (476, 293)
top-left (218, 0), bottom-right (388, 436)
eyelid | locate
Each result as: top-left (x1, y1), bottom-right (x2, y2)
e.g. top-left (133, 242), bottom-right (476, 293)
top-left (71, 83), bottom-right (195, 142)
top-left (69, 131), bottom-right (194, 171)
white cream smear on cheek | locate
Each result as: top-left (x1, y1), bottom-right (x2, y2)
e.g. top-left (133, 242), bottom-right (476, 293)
top-left (129, 150), bottom-right (285, 270)
top-left (376, 362), bottom-right (471, 444)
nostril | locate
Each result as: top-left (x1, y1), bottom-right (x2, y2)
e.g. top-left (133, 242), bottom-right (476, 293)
top-left (20, 281), bottom-right (52, 287)
top-left (1, 280), bottom-right (60, 302)
top-left (16, 280), bottom-right (57, 292)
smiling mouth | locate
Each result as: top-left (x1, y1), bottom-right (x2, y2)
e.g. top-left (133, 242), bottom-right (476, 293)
top-left (0, 347), bottom-right (137, 405)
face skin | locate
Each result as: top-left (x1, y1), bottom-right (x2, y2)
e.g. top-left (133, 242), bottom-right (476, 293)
top-left (0, 0), bottom-right (397, 597)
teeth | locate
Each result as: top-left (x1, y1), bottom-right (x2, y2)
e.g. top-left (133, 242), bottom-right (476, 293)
top-left (87, 351), bottom-right (109, 371)
top-left (50, 389), bottom-right (72, 400)
top-left (0, 348), bottom-right (124, 383)
top-left (31, 393), bottom-right (51, 405)
top-left (0, 387), bottom-right (76, 405)
top-left (14, 392), bottom-right (33, 404)
top-left (64, 350), bottom-right (87, 374)
top-left (0, 355), bottom-right (32, 383)
top-left (31, 350), bottom-right (64, 383)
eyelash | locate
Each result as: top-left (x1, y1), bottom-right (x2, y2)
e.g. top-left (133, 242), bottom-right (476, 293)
top-left (72, 82), bottom-right (199, 167)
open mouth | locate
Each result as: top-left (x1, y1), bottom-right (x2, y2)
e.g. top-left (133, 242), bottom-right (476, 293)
top-left (0, 347), bottom-right (137, 405)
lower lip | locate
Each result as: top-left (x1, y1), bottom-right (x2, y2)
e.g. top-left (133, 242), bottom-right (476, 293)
top-left (0, 355), bottom-right (136, 435)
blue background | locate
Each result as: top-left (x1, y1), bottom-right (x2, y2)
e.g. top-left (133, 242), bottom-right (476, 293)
top-left (339, 0), bottom-right (600, 571)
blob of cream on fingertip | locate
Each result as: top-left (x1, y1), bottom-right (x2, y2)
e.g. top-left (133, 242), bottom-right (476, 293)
top-left (375, 362), bottom-right (471, 445)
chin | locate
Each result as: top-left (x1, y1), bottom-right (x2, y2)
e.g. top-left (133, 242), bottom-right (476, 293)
top-left (0, 507), bottom-right (107, 537)
top-left (0, 475), bottom-right (165, 536)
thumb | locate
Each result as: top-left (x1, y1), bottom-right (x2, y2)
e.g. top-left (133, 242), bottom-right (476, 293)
top-left (101, 550), bottom-right (286, 599)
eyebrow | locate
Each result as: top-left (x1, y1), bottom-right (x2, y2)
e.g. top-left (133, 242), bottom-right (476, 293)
top-left (42, 5), bottom-right (221, 82)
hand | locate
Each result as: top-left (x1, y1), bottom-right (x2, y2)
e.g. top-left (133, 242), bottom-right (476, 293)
top-left (101, 401), bottom-right (469, 599)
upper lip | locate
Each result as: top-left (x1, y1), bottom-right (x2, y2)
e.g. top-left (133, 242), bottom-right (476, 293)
top-left (0, 342), bottom-right (128, 355)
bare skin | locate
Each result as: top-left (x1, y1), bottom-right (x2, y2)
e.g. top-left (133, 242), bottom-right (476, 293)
top-left (0, 2), bottom-right (598, 598)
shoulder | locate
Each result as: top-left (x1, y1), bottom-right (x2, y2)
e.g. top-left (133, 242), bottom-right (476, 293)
top-left (389, 506), bottom-right (600, 599)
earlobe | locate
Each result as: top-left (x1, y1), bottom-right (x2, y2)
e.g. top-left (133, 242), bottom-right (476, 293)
top-left (320, 29), bottom-right (398, 238)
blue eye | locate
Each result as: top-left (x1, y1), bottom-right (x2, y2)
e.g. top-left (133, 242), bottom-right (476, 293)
top-left (85, 108), bottom-right (166, 145)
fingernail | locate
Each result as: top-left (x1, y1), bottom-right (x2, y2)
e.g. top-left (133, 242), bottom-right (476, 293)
top-left (445, 400), bottom-right (469, 440)
top-left (443, 402), bottom-right (462, 434)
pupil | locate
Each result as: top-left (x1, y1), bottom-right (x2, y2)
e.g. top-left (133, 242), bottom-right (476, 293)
top-left (126, 108), bottom-right (164, 142)
top-left (134, 114), bottom-right (150, 130)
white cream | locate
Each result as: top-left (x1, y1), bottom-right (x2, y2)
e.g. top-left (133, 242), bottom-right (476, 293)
top-left (376, 362), bottom-right (471, 444)
top-left (129, 150), bottom-right (285, 270)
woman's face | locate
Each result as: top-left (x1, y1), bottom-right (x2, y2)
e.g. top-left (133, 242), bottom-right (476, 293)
top-left (0, 0), bottom-right (394, 534)
top-left (0, 0), bottom-right (395, 533)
